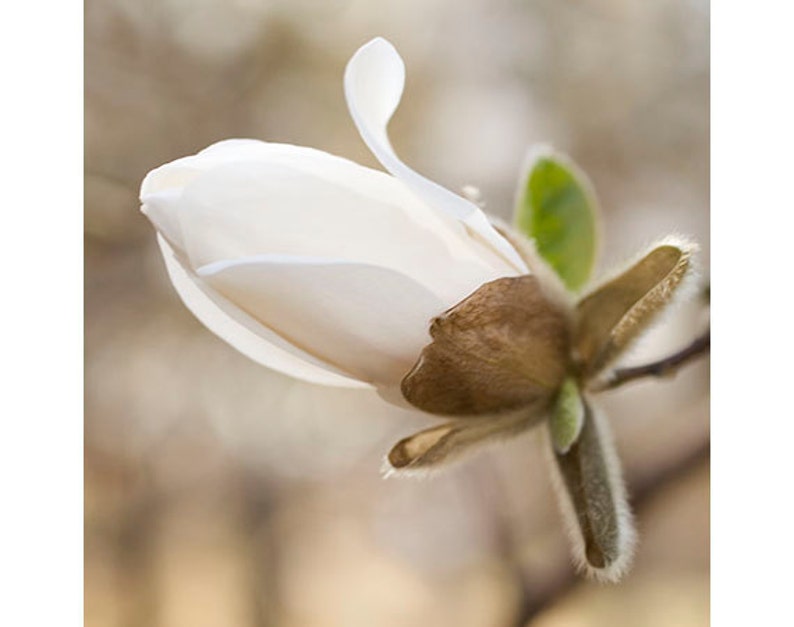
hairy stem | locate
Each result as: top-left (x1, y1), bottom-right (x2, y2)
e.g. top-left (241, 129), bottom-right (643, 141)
top-left (509, 437), bottom-right (710, 626)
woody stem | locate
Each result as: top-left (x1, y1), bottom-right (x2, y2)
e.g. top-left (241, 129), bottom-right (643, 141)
top-left (592, 329), bottom-right (710, 392)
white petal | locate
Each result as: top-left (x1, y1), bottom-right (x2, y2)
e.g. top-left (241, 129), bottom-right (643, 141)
top-left (176, 159), bottom-right (509, 306)
top-left (141, 154), bottom-right (213, 197)
top-left (157, 235), bottom-right (370, 388)
top-left (141, 189), bottom-right (186, 252)
top-left (142, 140), bottom-right (520, 278)
top-left (344, 37), bottom-right (527, 272)
top-left (140, 140), bottom-right (290, 198)
top-left (197, 255), bottom-right (447, 385)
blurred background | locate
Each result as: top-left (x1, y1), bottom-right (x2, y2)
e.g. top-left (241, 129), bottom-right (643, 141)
top-left (85, 0), bottom-right (709, 625)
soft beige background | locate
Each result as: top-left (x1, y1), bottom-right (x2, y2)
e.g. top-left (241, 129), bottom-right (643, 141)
top-left (85, 1), bottom-right (709, 625)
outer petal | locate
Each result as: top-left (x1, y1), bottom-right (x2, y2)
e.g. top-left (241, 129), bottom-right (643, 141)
top-left (174, 160), bottom-right (509, 307)
top-left (197, 255), bottom-right (448, 385)
top-left (344, 38), bottom-right (527, 273)
top-left (140, 188), bottom-right (186, 252)
top-left (157, 235), bottom-right (370, 388)
top-left (144, 140), bottom-right (514, 273)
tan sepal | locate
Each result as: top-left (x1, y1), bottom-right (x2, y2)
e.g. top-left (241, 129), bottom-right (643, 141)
top-left (575, 238), bottom-right (696, 377)
top-left (549, 401), bottom-right (635, 582)
top-left (401, 276), bottom-right (570, 416)
top-left (387, 407), bottom-right (543, 473)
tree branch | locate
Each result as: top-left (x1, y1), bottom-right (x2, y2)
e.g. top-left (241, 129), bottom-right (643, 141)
top-left (591, 329), bottom-right (710, 392)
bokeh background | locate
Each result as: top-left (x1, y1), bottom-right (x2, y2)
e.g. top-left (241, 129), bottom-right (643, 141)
top-left (85, 1), bottom-right (709, 625)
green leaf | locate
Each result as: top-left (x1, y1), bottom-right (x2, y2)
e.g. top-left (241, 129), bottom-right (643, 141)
top-left (514, 146), bottom-right (600, 293)
top-left (550, 377), bottom-right (585, 454)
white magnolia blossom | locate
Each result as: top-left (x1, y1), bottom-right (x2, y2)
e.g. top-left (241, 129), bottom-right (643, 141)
top-left (140, 37), bottom-right (701, 584)
top-left (140, 37), bottom-right (528, 395)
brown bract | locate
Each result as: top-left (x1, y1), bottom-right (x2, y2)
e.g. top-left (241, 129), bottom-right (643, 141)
top-left (387, 408), bottom-right (538, 470)
top-left (401, 275), bottom-right (571, 416)
top-left (389, 233), bottom-right (696, 582)
top-left (391, 236), bottom-right (695, 471)
top-left (554, 401), bottom-right (622, 568)
top-left (576, 243), bottom-right (694, 378)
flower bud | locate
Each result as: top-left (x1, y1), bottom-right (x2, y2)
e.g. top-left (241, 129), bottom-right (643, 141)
top-left (140, 38), bottom-right (527, 393)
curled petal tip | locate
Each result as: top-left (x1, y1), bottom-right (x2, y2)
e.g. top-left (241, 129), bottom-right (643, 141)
top-left (360, 36), bottom-right (398, 53)
top-left (344, 37), bottom-right (527, 272)
top-left (345, 37), bottom-right (405, 140)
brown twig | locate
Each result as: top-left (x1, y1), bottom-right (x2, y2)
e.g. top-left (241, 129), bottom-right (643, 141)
top-left (591, 330), bottom-right (710, 392)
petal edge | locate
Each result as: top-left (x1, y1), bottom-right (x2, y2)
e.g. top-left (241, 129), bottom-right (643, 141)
top-left (157, 236), bottom-right (371, 388)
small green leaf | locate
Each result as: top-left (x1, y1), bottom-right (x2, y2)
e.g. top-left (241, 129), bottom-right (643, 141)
top-left (514, 146), bottom-right (599, 293)
top-left (550, 377), bottom-right (585, 454)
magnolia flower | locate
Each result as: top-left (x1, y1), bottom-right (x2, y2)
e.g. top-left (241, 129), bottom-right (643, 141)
top-left (140, 37), bottom-right (697, 582)
top-left (140, 38), bottom-right (527, 393)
